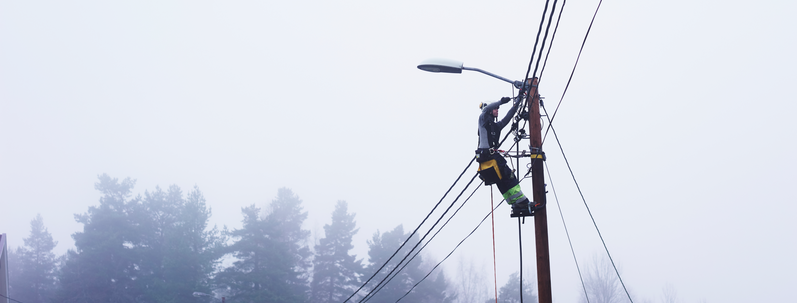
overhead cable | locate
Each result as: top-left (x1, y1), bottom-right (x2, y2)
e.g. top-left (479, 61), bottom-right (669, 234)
top-left (517, 217), bottom-right (525, 303)
top-left (544, 161), bottom-right (590, 303)
top-left (531, 0), bottom-right (560, 83)
top-left (395, 194), bottom-right (506, 303)
top-left (545, 0), bottom-right (604, 135)
top-left (522, 0), bottom-right (553, 87)
top-left (541, 103), bottom-right (634, 303)
top-left (343, 156), bottom-right (478, 303)
top-left (356, 0), bottom-right (603, 296)
top-left (0, 294), bottom-right (23, 303)
top-left (360, 173), bottom-right (481, 303)
top-left (539, 0), bottom-right (568, 81)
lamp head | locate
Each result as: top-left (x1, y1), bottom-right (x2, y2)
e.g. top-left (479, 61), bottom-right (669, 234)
top-left (417, 58), bottom-right (464, 73)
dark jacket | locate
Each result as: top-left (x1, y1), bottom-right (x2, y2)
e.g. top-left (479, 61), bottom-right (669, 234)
top-left (477, 99), bottom-right (518, 151)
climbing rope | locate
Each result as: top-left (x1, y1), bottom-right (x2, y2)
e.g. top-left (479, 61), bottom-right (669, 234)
top-left (490, 186), bottom-right (499, 303)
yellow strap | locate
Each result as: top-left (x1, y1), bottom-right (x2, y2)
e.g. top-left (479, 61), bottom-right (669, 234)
top-left (478, 159), bottom-right (502, 180)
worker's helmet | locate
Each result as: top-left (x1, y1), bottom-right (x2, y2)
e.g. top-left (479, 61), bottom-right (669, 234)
top-left (479, 102), bottom-right (488, 110)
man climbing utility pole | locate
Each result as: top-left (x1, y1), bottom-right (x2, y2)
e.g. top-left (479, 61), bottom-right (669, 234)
top-left (528, 77), bottom-right (552, 303)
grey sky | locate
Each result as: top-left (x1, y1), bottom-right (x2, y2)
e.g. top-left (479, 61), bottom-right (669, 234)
top-left (2, 0), bottom-right (796, 302)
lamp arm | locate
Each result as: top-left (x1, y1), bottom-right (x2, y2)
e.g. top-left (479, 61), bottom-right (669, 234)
top-left (462, 66), bottom-right (525, 89)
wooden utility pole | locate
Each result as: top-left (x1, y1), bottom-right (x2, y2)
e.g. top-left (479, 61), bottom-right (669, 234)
top-left (528, 77), bottom-right (552, 303)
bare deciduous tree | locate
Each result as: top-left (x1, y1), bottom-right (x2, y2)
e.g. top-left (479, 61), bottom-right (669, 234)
top-left (661, 283), bottom-right (679, 303)
top-left (454, 256), bottom-right (488, 303)
top-left (579, 254), bottom-right (625, 303)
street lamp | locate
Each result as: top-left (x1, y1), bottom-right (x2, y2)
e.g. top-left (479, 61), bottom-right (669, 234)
top-left (417, 57), bottom-right (552, 303)
top-left (417, 58), bottom-right (526, 89)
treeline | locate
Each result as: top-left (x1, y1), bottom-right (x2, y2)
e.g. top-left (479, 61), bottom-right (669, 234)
top-left (7, 174), bottom-right (459, 303)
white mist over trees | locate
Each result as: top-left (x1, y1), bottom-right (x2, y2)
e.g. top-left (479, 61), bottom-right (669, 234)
top-left (363, 225), bottom-right (455, 303)
top-left (215, 188), bottom-right (311, 303)
top-left (7, 175), bottom-right (673, 303)
top-left (454, 256), bottom-right (488, 303)
top-left (484, 271), bottom-right (536, 303)
top-left (311, 200), bottom-right (364, 303)
top-left (6, 175), bottom-right (459, 303)
top-left (54, 174), bottom-right (224, 303)
top-left (8, 214), bottom-right (59, 303)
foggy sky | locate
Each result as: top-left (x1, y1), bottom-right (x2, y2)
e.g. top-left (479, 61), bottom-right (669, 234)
top-left (2, 1), bottom-right (796, 302)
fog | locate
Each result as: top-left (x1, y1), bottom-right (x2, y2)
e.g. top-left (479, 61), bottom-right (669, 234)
top-left (2, 0), bottom-right (796, 302)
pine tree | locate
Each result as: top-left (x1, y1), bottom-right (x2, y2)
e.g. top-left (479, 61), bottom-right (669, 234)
top-left (216, 188), bottom-right (311, 303)
top-left (363, 225), bottom-right (410, 303)
top-left (9, 214), bottom-right (58, 303)
top-left (54, 174), bottom-right (224, 303)
top-left (55, 174), bottom-right (140, 303)
top-left (484, 271), bottom-right (536, 303)
top-left (131, 185), bottom-right (225, 303)
top-left (364, 225), bottom-right (455, 303)
top-left (310, 201), bottom-right (363, 303)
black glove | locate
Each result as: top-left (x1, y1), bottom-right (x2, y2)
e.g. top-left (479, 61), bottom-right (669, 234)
top-left (500, 97), bottom-right (511, 104)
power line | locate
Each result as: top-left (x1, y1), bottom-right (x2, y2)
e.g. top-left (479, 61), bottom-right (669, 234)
top-left (514, 2), bottom-right (605, 302)
top-left (342, 156), bottom-right (478, 303)
top-left (517, 217), bottom-right (525, 303)
top-left (545, 160), bottom-right (590, 303)
top-left (531, 0), bottom-right (560, 83)
top-left (541, 103), bottom-right (634, 303)
top-left (511, 0), bottom-right (564, 179)
top-left (376, 180), bottom-right (484, 303)
top-left (522, 0), bottom-right (553, 87)
top-left (395, 191), bottom-right (505, 303)
top-left (358, 79), bottom-right (530, 303)
top-left (0, 293), bottom-right (24, 303)
top-left (539, 0), bottom-right (568, 82)
top-left (529, 1), bottom-right (626, 300)
top-left (545, 0), bottom-right (604, 135)
top-left (361, 0), bottom-right (603, 298)
top-left (519, 0), bottom-right (566, 180)
top-left (361, 173), bottom-right (481, 303)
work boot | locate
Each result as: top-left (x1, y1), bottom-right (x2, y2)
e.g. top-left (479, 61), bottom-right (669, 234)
top-left (510, 199), bottom-right (532, 218)
top-left (530, 199), bottom-right (546, 212)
